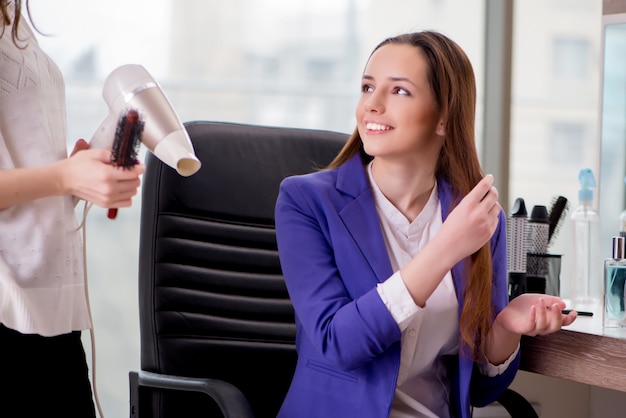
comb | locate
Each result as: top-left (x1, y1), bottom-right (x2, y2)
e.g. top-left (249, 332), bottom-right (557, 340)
top-left (107, 108), bottom-right (144, 219)
top-left (547, 195), bottom-right (569, 248)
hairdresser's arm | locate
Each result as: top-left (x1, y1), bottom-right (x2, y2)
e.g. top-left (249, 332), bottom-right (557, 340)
top-left (0, 148), bottom-right (145, 210)
top-left (400, 174), bottom-right (500, 307)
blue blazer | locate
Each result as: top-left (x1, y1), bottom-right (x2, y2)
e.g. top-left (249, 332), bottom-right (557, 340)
top-left (274, 153), bottom-right (519, 418)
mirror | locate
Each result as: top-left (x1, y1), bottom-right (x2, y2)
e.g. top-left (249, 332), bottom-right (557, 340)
top-left (598, 16), bottom-right (626, 258)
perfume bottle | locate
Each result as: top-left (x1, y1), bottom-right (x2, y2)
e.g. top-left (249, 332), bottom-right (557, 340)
top-left (603, 236), bottom-right (626, 327)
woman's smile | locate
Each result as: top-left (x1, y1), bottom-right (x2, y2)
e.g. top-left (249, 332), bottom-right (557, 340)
top-left (365, 121), bottom-right (393, 134)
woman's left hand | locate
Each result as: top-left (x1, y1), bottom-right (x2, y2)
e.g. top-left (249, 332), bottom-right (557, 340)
top-left (495, 293), bottom-right (578, 336)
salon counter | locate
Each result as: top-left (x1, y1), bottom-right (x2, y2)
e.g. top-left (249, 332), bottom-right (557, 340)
top-left (519, 304), bottom-right (626, 392)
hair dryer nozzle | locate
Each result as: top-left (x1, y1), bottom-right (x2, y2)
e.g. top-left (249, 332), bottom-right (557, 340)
top-left (152, 130), bottom-right (201, 177)
top-left (90, 64), bottom-right (201, 177)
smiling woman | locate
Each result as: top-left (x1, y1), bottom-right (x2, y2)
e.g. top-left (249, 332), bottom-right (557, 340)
top-left (274, 30), bottom-right (576, 418)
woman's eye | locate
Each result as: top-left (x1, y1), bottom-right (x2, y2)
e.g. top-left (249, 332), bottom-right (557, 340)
top-left (361, 84), bottom-right (374, 93)
top-left (394, 87), bottom-right (410, 96)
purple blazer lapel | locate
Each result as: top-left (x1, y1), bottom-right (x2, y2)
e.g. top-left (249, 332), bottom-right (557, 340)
top-left (335, 154), bottom-right (393, 283)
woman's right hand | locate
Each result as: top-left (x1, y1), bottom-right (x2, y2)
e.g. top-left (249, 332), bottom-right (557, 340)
top-left (63, 144), bottom-right (145, 208)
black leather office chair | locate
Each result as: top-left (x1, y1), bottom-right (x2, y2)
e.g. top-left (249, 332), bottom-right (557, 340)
top-left (128, 120), bottom-right (347, 418)
top-left (128, 120), bottom-right (537, 418)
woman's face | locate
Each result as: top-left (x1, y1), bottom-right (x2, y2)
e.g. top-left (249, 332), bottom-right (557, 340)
top-left (356, 43), bottom-right (443, 163)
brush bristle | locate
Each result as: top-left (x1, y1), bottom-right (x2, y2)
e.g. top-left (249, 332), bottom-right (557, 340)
top-left (548, 195), bottom-right (569, 247)
top-left (110, 108), bottom-right (144, 169)
top-left (107, 108), bottom-right (144, 220)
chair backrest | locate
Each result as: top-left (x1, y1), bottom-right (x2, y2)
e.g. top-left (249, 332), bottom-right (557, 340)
top-left (137, 120), bottom-right (348, 417)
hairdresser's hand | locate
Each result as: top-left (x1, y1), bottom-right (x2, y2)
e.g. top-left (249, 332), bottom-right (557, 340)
top-left (494, 293), bottom-right (577, 337)
top-left (63, 147), bottom-right (145, 208)
top-left (436, 174), bottom-right (501, 263)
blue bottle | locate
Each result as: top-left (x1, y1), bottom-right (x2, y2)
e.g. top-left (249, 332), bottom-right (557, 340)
top-left (604, 236), bottom-right (626, 327)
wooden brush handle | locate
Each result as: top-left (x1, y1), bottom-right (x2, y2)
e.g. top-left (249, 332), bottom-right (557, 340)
top-left (107, 208), bottom-right (118, 219)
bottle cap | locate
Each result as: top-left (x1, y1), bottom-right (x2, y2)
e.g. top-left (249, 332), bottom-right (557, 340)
top-left (612, 236), bottom-right (625, 259)
top-left (578, 168), bottom-right (596, 202)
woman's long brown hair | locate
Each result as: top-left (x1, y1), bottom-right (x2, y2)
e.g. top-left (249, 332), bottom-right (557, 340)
top-left (329, 31), bottom-right (494, 360)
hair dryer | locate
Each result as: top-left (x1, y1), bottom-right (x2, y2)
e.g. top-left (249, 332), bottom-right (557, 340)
top-left (89, 64), bottom-right (201, 177)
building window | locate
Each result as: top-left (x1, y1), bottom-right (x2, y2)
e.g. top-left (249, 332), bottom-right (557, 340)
top-left (552, 37), bottom-right (590, 81)
top-left (550, 121), bottom-right (585, 164)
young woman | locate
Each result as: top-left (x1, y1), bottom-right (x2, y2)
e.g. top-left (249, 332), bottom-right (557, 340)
top-left (0, 1), bottom-right (145, 415)
top-left (275, 30), bottom-right (576, 418)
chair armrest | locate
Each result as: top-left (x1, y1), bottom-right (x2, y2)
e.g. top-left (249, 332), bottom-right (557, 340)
top-left (129, 370), bottom-right (255, 418)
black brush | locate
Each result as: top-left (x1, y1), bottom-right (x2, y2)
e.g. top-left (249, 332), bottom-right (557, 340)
top-left (108, 108), bottom-right (144, 219)
top-left (548, 195), bottom-right (569, 248)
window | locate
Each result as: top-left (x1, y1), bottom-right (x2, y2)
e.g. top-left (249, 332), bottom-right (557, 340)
top-left (550, 121), bottom-right (585, 164)
top-left (510, 0), bottom-right (602, 282)
top-left (553, 37), bottom-right (590, 81)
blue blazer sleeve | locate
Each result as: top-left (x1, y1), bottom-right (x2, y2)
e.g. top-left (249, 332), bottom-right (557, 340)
top-left (275, 167), bottom-right (402, 371)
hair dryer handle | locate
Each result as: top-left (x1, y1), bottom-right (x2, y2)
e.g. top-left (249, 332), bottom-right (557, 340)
top-left (89, 113), bottom-right (117, 150)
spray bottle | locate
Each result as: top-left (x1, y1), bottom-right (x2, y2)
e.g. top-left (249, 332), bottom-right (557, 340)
top-left (570, 168), bottom-right (602, 308)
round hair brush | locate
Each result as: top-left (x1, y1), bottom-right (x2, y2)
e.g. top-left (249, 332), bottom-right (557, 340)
top-left (107, 108), bottom-right (144, 219)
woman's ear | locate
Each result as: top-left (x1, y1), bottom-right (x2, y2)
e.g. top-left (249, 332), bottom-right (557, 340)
top-left (436, 121), bottom-right (445, 136)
